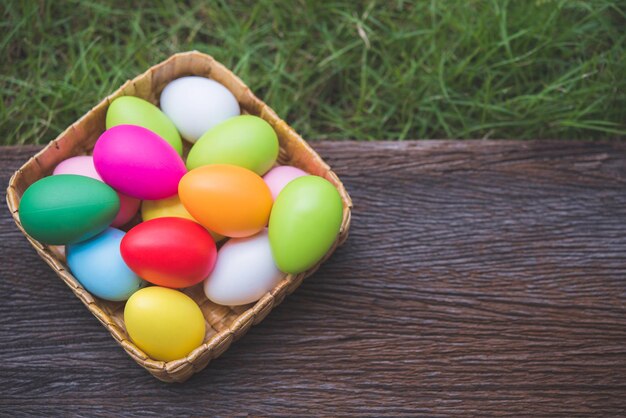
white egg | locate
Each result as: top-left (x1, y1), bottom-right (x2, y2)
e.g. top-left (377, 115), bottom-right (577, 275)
top-left (204, 229), bottom-right (284, 306)
top-left (160, 76), bottom-right (240, 143)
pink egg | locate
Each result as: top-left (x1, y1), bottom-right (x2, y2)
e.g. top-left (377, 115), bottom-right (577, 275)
top-left (263, 165), bottom-right (308, 200)
top-left (53, 156), bottom-right (100, 179)
top-left (93, 125), bottom-right (186, 200)
top-left (110, 196), bottom-right (141, 227)
top-left (53, 156), bottom-right (140, 227)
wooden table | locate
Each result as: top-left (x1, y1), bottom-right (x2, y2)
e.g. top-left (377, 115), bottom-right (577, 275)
top-left (1, 141), bottom-right (625, 416)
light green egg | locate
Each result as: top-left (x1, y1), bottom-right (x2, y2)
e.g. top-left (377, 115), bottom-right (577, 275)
top-left (268, 176), bottom-right (343, 274)
top-left (186, 115), bottom-right (278, 175)
top-left (106, 96), bottom-right (183, 155)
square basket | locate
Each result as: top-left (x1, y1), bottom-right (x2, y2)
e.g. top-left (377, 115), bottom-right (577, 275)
top-left (5, 51), bottom-right (352, 383)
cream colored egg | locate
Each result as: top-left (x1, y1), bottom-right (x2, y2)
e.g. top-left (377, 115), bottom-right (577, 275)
top-left (204, 229), bottom-right (284, 306)
top-left (160, 76), bottom-right (240, 143)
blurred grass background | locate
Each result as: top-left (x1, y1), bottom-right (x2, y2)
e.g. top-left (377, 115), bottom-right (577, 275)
top-left (2, 0), bottom-right (625, 145)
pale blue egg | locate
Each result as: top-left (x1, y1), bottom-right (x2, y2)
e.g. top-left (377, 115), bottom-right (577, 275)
top-left (66, 227), bottom-right (145, 301)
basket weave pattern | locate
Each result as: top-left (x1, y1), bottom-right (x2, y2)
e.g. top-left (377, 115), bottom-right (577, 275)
top-left (5, 51), bottom-right (352, 382)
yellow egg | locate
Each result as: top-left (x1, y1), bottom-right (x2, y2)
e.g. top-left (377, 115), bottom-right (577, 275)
top-left (124, 287), bottom-right (205, 362)
top-left (141, 195), bottom-right (224, 242)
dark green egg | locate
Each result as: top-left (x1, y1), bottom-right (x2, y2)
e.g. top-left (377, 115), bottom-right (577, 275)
top-left (18, 174), bottom-right (120, 245)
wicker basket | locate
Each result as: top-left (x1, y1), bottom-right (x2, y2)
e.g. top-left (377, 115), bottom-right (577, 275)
top-left (5, 51), bottom-right (352, 383)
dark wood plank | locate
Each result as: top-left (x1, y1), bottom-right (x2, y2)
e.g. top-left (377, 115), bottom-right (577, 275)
top-left (1, 141), bottom-right (625, 416)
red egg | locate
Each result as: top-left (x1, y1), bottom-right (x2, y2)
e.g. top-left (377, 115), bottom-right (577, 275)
top-left (121, 217), bottom-right (217, 288)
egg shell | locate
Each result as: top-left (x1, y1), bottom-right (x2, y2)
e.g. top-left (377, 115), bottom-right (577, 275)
top-left (179, 164), bottom-right (273, 238)
top-left (66, 228), bottom-right (145, 301)
top-left (19, 175), bottom-right (120, 245)
top-left (141, 195), bottom-right (224, 242)
top-left (124, 286), bottom-right (205, 362)
top-left (111, 194), bottom-right (141, 228)
top-left (121, 217), bottom-right (217, 288)
top-left (204, 229), bottom-right (284, 306)
top-left (186, 115), bottom-right (279, 175)
top-left (53, 155), bottom-right (140, 227)
top-left (160, 76), bottom-right (240, 143)
top-left (268, 176), bottom-right (343, 273)
top-left (53, 155), bottom-right (100, 178)
top-left (93, 125), bottom-right (187, 200)
top-left (106, 96), bottom-right (183, 155)
top-left (263, 166), bottom-right (308, 200)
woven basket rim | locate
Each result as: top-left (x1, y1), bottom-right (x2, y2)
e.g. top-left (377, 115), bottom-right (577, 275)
top-left (5, 51), bottom-right (352, 382)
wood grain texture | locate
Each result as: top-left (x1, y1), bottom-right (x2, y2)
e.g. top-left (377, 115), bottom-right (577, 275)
top-left (1, 141), bottom-right (625, 416)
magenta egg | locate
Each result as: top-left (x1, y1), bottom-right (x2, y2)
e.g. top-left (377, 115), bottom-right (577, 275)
top-left (93, 125), bottom-right (186, 200)
top-left (53, 155), bottom-right (140, 227)
top-left (263, 165), bottom-right (308, 200)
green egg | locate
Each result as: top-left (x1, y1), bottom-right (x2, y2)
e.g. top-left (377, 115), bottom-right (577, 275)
top-left (18, 175), bottom-right (120, 245)
top-left (186, 115), bottom-right (278, 175)
top-left (268, 176), bottom-right (343, 274)
top-left (106, 96), bottom-right (183, 155)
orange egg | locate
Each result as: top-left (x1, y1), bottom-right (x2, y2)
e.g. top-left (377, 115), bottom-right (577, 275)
top-left (179, 164), bottom-right (273, 238)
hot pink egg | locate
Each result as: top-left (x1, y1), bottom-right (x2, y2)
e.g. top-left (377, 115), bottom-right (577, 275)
top-left (93, 125), bottom-right (186, 200)
top-left (53, 155), bottom-right (140, 227)
top-left (263, 166), bottom-right (308, 200)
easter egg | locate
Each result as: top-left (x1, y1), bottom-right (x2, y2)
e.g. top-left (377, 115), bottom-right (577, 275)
top-left (19, 175), bottom-right (119, 245)
top-left (66, 228), bottom-right (145, 301)
top-left (124, 287), bottom-right (205, 361)
top-left (121, 217), bottom-right (217, 288)
top-left (263, 166), bottom-right (308, 200)
top-left (204, 229), bottom-right (284, 306)
top-left (179, 165), bottom-right (273, 238)
top-left (268, 176), bottom-right (343, 273)
top-left (160, 76), bottom-right (240, 143)
top-left (109, 194), bottom-right (140, 228)
top-left (93, 125), bottom-right (186, 200)
top-left (140, 195), bottom-right (195, 222)
top-left (141, 195), bottom-right (224, 242)
top-left (53, 155), bottom-right (100, 178)
top-left (106, 96), bottom-right (183, 155)
top-left (186, 115), bottom-right (279, 175)
top-left (53, 155), bottom-right (140, 227)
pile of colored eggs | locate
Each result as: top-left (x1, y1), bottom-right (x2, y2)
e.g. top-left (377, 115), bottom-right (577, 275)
top-left (18, 76), bottom-right (343, 362)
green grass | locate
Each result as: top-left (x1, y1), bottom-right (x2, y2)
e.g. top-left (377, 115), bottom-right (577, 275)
top-left (2, 0), bottom-right (625, 145)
